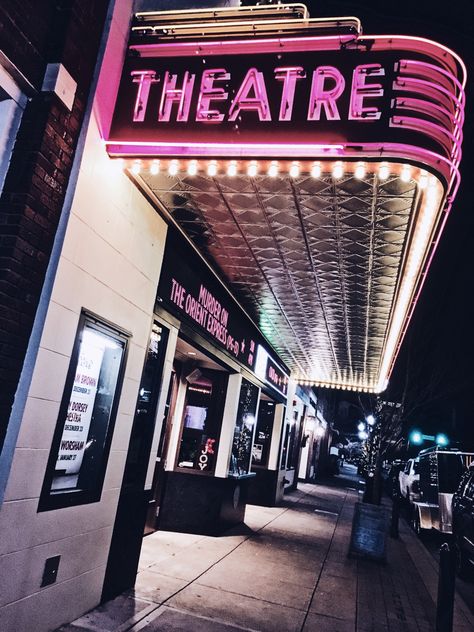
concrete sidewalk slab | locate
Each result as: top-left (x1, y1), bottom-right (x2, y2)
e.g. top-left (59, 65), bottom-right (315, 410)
top-left (57, 466), bottom-right (474, 632)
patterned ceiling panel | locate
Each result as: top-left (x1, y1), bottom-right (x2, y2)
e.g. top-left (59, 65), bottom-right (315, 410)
top-left (140, 167), bottom-right (417, 390)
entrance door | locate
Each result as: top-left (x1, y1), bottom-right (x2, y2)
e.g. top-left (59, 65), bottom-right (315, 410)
top-left (144, 366), bottom-right (179, 534)
top-left (102, 322), bottom-right (169, 602)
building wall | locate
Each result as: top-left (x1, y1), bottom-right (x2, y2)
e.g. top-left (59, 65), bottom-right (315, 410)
top-left (0, 1), bottom-right (171, 629)
top-left (0, 0), bottom-right (110, 450)
top-left (0, 1), bottom-right (291, 629)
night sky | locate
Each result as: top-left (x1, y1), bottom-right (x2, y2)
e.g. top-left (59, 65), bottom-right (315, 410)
top-left (302, 0), bottom-right (474, 446)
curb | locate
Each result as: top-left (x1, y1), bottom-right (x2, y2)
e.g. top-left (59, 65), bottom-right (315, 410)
top-left (399, 518), bottom-right (474, 629)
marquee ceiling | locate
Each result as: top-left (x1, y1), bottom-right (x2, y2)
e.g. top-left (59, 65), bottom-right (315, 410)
top-left (134, 160), bottom-right (439, 392)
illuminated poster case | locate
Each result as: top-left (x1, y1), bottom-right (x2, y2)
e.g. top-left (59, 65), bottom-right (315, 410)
top-left (39, 311), bottom-right (129, 511)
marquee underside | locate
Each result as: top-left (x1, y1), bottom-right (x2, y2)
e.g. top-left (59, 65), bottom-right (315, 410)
top-left (131, 158), bottom-right (442, 392)
top-left (107, 4), bottom-right (465, 392)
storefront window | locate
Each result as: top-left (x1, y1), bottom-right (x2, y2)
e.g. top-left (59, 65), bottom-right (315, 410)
top-left (39, 311), bottom-right (128, 510)
top-left (252, 400), bottom-right (275, 468)
top-left (176, 368), bottom-right (227, 474)
top-left (229, 378), bottom-right (259, 476)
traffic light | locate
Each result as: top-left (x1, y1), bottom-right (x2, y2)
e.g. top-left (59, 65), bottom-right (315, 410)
top-left (435, 433), bottom-right (449, 447)
top-left (409, 430), bottom-right (423, 445)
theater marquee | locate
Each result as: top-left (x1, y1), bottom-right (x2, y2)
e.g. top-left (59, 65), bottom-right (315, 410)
top-left (105, 9), bottom-right (465, 393)
top-left (107, 34), bottom-right (464, 187)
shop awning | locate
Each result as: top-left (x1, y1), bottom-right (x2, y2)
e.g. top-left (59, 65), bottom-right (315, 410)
top-left (105, 4), bottom-right (466, 393)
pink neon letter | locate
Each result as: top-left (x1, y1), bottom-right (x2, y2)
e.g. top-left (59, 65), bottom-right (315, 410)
top-left (228, 68), bottom-right (271, 122)
top-left (196, 68), bottom-right (230, 122)
top-left (274, 66), bottom-right (305, 121)
top-left (349, 64), bottom-right (385, 121)
top-left (131, 70), bottom-right (159, 122)
top-left (308, 67), bottom-right (345, 121)
top-left (158, 71), bottom-right (196, 122)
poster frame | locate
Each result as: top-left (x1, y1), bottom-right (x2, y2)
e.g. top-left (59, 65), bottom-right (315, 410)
top-left (38, 310), bottom-right (129, 512)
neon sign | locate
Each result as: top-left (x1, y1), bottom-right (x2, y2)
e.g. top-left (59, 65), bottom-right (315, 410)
top-left (130, 62), bottom-right (385, 125)
top-left (108, 35), bottom-right (465, 187)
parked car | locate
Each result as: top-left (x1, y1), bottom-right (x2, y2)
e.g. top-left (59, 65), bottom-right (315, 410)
top-left (384, 460), bottom-right (406, 498)
top-left (399, 458), bottom-right (420, 504)
top-left (452, 465), bottom-right (474, 580)
top-left (411, 447), bottom-right (472, 536)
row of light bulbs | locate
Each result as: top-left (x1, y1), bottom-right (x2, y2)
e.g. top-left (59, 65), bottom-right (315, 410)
top-left (297, 380), bottom-right (376, 393)
top-left (123, 157), bottom-right (436, 187)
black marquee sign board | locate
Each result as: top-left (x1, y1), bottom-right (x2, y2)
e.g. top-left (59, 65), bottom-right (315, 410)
top-left (157, 227), bottom-right (289, 397)
top-left (107, 38), bottom-right (462, 169)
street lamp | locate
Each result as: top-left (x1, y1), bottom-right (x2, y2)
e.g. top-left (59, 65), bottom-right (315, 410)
top-left (358, 422), bottom-right (366, 432)
top-left (366, 414), bottom-right (376, 426)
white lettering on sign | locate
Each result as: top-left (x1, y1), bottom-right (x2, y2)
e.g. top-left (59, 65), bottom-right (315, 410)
top-left (308, 66), bottom-right (345, 121)
top-left (198, 438), bottom-right (216, 471)
top-left (55, 332), bottom-right (104, 475)
top-left (196, 68), bottom-right (230, 122)
top-left (349, 64), bottom-right (385, 121)
top-left (130, 63), bottom-right (386, 124)
top-left (169, 278), bottom-right (248, 356)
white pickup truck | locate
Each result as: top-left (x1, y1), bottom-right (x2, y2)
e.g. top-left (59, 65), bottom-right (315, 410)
top-left (399, 458), bottom-right (420, 503)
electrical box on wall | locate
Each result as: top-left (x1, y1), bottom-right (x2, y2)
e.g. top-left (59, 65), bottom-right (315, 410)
top-left (41, 555), bottom-right (61, 587)
top-left (42, 63), bottom-right (77, 111)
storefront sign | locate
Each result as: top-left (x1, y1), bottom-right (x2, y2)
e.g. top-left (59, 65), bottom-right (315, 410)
top-left (107, 37), bottom-right (462, 166)
top-left (158, 228), bottom-right (288, 381)
top-left (198, 438), bottom-right (216, 471)
top-left (255, 345), bottom-right (289, 398)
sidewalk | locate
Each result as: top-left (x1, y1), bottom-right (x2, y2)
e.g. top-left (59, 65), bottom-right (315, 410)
top-left (57, 466), bottom-right (474, 632)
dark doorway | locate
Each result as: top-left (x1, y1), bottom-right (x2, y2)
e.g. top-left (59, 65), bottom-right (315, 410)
top-left (144, 365), bottom-right (179, 534)
top-left (102, 321), bottom-right (169, 602)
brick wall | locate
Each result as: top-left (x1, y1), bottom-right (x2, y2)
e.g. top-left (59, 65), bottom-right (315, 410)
top-left (0, 0), bottom-right (110, 449)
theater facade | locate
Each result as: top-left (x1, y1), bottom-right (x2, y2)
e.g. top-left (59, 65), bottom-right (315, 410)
top-left (0, 2), bottom-right (466, 630)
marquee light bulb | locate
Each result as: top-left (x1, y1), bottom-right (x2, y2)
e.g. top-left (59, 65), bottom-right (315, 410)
top-left (187, 160), bottom-right (198, 176)
top-left (289, 161), bottom-right (300, 178)
top-left (268, 161), bottom-right (279, 177)
top-left (332, 161), bottom-right (344, 179)
top-left (227, 160), bottom-right (237, 177)
top-left (311, 161), bottom-right (321, 178)
top-left (354, 161), bottom-right (366, 179)
top-left (207, 160), bottom-right (217, 177)
top-left (131, 160), bottom-right (141, 175)
top-left (150, 159), bottom-right (160, 175)
top-left (247, 160), bottom-right (258, 177)
top-left (378, 162), bottom-right (389, 180)
top-left (168, 160), bottom-right (179, 176)
top-left (418, 170), bottom-right (428, 189)
top-left (400, 164), bottom-right (411, 183)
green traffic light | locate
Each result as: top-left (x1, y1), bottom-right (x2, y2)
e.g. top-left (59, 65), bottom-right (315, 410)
top-left (435, 433), bottom-right (449, 446)
top-left (410, 430), bottom-right (423, 445)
